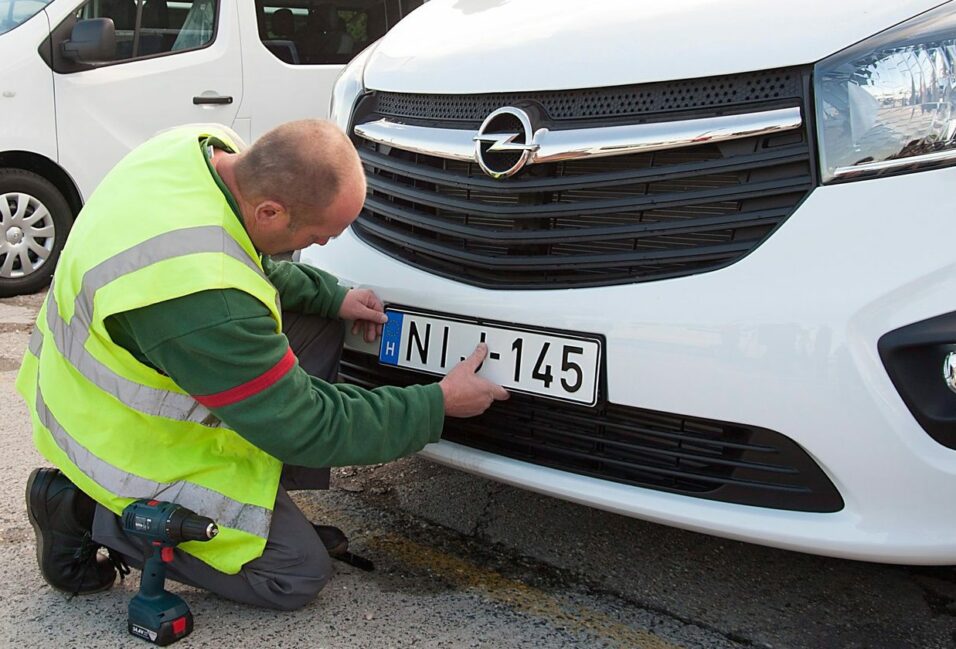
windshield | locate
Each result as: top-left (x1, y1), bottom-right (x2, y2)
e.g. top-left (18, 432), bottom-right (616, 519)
top-left (0, 0), bottom-right (51, 35)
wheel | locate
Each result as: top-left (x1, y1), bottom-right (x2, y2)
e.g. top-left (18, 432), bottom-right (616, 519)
top-left (0, 169), bottom-right (73, 297)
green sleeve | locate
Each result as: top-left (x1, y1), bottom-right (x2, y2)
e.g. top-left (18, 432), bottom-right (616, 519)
top-left (262, 256), bottom-right (349, 318)
top-left (105, 289), bottom-right (445, 467)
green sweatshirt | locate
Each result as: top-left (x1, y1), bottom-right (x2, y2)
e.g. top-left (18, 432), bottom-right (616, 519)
top-left (103, 139), bottom-right (445, 468)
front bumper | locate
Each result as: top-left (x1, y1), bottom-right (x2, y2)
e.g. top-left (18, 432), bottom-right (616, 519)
top-left (302, 165), bottom-right (956, 563)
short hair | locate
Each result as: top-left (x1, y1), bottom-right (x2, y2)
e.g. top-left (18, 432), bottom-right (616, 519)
top-left (232, 120), bottom-right (360, 227)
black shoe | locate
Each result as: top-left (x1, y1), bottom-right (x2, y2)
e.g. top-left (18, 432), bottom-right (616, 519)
top-left (313, 524), bottom-right (374, 571)
top-left (25, 467), bottom-right (117, 595)
top-left (313, 524), bottom-right (348, 558)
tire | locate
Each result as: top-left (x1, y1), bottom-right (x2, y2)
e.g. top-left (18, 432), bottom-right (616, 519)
top-left (0, 168), bottom-right (74, 297)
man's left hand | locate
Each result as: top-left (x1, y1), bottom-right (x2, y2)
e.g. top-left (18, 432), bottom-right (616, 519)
top-left (338, 288), bottom-right (388, 342)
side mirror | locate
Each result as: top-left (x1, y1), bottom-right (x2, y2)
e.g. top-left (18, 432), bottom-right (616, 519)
top-left (61, 18), bottom-right (116, 63)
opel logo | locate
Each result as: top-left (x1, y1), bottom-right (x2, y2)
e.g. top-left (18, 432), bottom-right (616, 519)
top-left (473, 107), bottom-right (540, 179)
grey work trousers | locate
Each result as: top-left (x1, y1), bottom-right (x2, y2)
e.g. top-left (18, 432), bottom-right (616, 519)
top-left (91, 312), bottom-right (345, 611)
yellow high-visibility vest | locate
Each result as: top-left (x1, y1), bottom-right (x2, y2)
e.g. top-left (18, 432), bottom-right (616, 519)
top-left (17, 125), bottom-right (284, 574)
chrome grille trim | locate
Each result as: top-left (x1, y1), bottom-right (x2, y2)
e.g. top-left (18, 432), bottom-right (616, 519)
top-left (354, 107), bottom-right (802, 167)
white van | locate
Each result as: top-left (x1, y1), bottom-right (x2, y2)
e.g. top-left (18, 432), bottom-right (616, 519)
top-left (0, 0), bottom-right (422, 296)
top-left (303, 0), bottom-right (956, 564)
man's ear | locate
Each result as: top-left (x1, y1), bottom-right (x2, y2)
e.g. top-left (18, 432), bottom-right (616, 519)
top-left (253, 200), bottom-right (289, 228)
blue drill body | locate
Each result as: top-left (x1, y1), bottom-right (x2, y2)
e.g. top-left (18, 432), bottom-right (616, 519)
top-left (121, 500), bottom-right (218, 646)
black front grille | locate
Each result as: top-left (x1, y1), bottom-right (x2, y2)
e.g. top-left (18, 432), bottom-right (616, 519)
top-left (375, 68), bottom-right (805, 125)
top-left (340, 350), bottom-right (843, 513)
top-left (351, 67), bottom-right (816, 290)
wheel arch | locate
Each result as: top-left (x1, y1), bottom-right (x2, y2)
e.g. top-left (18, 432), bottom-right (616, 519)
top-left (0, 151), bottom-right (83, 221)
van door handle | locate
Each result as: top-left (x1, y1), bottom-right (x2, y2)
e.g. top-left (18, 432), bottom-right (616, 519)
top-left (193, 95), bottom-right (233, 105)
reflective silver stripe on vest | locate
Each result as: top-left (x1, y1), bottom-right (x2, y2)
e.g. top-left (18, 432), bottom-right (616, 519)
top-left (45, 226), bottom-right (270, 423)
top-left (28, 327), bottom-right (43, 357)
top-left (46, 289), bottom-right (212, 422)
top-left (34, 382), bottom-right (271, 538)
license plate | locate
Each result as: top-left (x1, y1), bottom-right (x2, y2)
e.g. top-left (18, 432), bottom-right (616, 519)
top-left (378, 308), bottom-right (602, 405)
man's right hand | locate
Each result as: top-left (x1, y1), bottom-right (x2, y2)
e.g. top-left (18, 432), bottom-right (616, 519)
top-left (439, 343), bottom-right (510, 417)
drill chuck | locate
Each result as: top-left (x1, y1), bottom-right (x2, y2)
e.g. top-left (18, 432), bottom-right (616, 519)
top-left (167, 506), bottom-right (218, 543)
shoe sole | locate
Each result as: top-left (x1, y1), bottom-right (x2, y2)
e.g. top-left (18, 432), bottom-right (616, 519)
top-left (25, 468), bottom-right (113, 596)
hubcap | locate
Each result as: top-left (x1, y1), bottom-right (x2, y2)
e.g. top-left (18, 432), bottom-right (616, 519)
top-left (0, 191), bottom-right (56, 279)
top-left (5, 226), bottom-right (23, 245)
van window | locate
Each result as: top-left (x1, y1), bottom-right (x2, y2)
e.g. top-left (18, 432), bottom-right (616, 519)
top-left (256, 0), bottom-right (422, 65)
top-left (71, 0), bottom-right (216, 61)
top-left (0, 0), bottom-right (52, 34)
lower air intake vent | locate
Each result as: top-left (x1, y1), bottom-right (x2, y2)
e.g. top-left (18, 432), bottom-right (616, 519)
top-left (340, 350), bottom-right (843, 513)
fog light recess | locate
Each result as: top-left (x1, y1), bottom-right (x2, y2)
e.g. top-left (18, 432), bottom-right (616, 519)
top-left (879, 313), bottom-right (956, 450)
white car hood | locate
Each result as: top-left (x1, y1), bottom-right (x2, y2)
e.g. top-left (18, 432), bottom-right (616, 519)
top-left (366, 0), bottom-right (949, 93)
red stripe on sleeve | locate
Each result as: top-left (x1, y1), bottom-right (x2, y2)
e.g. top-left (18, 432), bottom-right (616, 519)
top-left (194, 347), bottom-right (297, 409)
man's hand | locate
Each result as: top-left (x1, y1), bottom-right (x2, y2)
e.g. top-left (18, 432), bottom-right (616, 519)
top-left (439, 343), bottom-right (510, 417)
top-left (338, 288), bottom-right (388, 342)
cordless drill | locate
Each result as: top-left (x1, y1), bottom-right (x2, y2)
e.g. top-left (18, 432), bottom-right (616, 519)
top-left (121, 500), bottom-right (219, 646)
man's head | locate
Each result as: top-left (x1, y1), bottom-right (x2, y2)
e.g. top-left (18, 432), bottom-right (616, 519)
top-left (270, 7), bottom-right (294, 38)
top-left (229, 120), bottom-right (366, 255)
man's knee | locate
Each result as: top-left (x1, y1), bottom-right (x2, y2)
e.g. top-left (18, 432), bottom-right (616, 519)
top-left (248, 535), bottom-right (332, 611)
top-left (283, 312), bottom-right (345, 381)
top-left (283, 312), bottom-right (345, 347)
top-left (270, 556), bottom-right (332, 611)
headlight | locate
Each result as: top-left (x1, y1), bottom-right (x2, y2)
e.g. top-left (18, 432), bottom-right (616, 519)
top-left (330, 42), bottom-right (378, 134)
top-left (814, 2), bottom-right (956, 183)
